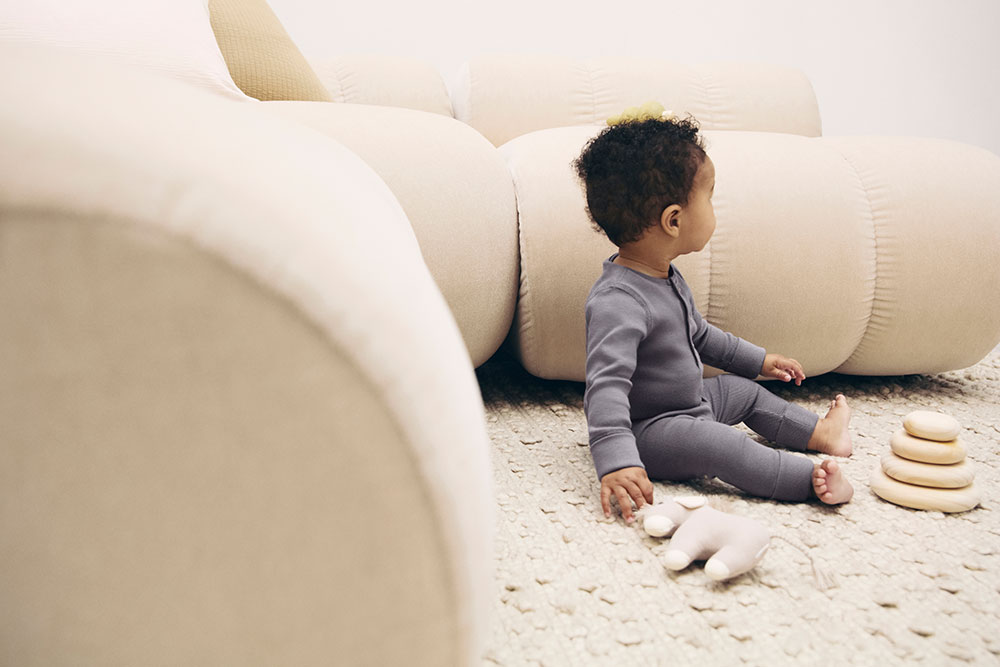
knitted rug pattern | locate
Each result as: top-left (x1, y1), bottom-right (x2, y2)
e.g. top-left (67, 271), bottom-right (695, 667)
top-left (477, 346), bottom-right (1000, 665)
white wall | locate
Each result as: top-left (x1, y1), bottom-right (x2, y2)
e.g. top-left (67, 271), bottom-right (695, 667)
top-left (269, 0), bottom-right (1000, 156)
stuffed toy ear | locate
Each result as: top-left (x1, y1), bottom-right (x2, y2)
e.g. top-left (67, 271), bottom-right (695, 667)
top-left (643, 515), bottom-right (675, 537)
top-left (638, 500), bottom-right (687, 537)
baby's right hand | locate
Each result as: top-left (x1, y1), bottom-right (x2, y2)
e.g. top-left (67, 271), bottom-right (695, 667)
top-left (600, 467), bottom-right (654, 524)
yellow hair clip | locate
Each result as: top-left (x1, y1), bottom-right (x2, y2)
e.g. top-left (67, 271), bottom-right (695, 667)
top-left (607, 101), bottom-right (676, 126)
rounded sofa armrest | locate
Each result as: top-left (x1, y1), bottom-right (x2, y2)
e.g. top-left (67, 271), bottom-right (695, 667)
top-left (260, 99), bottom-right (519, 367)
top-left (0, 44), bottom-right (492, 666)
top-left (453, 54), bottom-right (823, 146)
top-left (308, 54), bottom-right (454, 116)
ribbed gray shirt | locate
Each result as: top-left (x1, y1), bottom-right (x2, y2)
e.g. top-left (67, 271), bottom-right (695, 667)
top-left (584, 256), bottom-right (767, 480)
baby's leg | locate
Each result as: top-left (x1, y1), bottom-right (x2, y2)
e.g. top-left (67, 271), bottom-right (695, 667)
top-left (804, 395), bottom-right (853, 457)
top-left (635, 415), bottom-right (815, 501)
top-left (812, 459), bottom-right (853, 504)
top-left (702, 375), bottom-right (818, 451)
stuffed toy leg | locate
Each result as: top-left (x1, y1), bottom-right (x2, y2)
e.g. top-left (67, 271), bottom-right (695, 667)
top-left (638, 496), bottom-right (770, 581)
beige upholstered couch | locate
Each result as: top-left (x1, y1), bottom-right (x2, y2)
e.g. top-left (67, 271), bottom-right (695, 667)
top-left (453, 55), bottom-right (1000, 382)
top-left (289, 52), bottom-right (1000, 384)
top-left (0, 46), bottom-right (496, 666)
top-left (3, 5), bottom-right (1000, 667)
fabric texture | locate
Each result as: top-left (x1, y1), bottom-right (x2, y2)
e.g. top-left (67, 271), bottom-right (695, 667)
top-left (584, 257), bottom-right (766, 480)
top-left (636, 374), bottom-right (818, 502)
top-left (262, 100), bottom-right (519, 367)
top-left (0, 44), bottom-right (493, 665)
top-left (1, 215), bottom-right (457, 664)
top-left (499, 125), bottom-right (1000, 382)
top-left (478, 346), bottom-right (1000, 663)
top-left (309, 55), bottom-right (453, 115)
top-left (0, 0), bottom-right (247, 100)
top-left (208, 0), bottom-right (332, 102)
top-left (454, 55), bottom-right (822, 146)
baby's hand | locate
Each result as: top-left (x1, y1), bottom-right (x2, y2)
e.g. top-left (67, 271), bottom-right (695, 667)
top-left (762, 353), bottom-right (806, 385)
top-left (600, 467), bottom-right (654, 524)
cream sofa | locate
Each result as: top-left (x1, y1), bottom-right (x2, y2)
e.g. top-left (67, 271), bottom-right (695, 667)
top-left (4, 8), bottom-right (1000, 667)
top-left (453, 55), bottom-right (1000, 382)
top-left (0, 45), bottom-right (494, 666)
top-left (300, 53), bottom-right (1000, 382)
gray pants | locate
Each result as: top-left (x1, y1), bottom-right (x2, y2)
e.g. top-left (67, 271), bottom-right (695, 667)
top-left (634, 375), bottom-right (819, 501)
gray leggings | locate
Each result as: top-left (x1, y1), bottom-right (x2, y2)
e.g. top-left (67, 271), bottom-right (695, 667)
top-left (635, 375), bottom-right (819, 501)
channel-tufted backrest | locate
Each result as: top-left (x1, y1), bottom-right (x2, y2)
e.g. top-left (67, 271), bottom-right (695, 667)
top-left (499, 125), bottom-right (1000, 380)
top-left (453, 55), bottom-right (822, 146)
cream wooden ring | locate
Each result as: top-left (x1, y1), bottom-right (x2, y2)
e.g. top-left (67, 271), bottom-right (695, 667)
top-left (890, 429), bottom-right (965, 464)
top-left (870, 466), bottom-right (980, 513)
top-left (881, 452), bottom-right (975, 489)
top-left (903, 410), bottom-right (961, 442)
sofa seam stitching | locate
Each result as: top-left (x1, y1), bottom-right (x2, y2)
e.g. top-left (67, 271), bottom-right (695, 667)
top-left (327, 59), bottom-right (346, 103)
top-left (586, 60), bottom-right (598, 124)
top-left (694, 64), bottom-right (713, 128)
top-left (511, 165), bottom-right (536, 366)
top-left (834, 146), bottom-right (880, 369)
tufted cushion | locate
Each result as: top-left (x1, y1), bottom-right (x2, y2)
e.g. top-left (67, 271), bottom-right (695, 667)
top-left (309, 55), bottom-right (453, 115)
top-left (453, 55), bottom-right (822, 146)
top-left (261, 100), bottom-right (518, 366)
top-left (500, 126), bottom-right (1000, 380)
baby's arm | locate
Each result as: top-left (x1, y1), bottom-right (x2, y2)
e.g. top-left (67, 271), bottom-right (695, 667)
top-left (691, 308), bottom-right (806, 383)
top-left (600, 466), bottom-right (653, 524)
top-left (584, 286), bottom-right (654, 519)
top-left (688, 306), bottom-right (766, 379)
top-left (762, 353), bottom-right (806, 385)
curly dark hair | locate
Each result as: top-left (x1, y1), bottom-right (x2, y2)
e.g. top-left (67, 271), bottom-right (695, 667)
top-left (573, 115), bottom-right (706, 246)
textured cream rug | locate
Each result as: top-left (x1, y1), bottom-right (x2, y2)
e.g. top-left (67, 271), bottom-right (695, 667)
top-left (477, 345), bottom-right (1000, 665)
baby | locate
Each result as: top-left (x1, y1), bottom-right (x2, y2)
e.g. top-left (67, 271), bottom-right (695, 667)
top-left (575, 110), bottom-right (854, 524)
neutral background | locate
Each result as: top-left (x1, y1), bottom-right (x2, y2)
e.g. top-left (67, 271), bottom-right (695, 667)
top-left (269, 0), bottom-right (999, 156)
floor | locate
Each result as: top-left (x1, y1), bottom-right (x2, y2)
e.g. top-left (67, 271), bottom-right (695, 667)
top-left (476, 346), bottom-right (1000, 665)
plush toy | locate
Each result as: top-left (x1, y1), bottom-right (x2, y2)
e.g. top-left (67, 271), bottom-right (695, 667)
top-left (637, 496), bottom-right (770, 581)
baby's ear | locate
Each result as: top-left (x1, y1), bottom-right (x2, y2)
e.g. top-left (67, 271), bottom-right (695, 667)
top-left (660, 205), bottom-right (682, 236)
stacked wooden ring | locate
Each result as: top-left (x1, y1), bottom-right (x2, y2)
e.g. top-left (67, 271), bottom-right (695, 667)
top-left (870, 410), bottom-right (981, 513)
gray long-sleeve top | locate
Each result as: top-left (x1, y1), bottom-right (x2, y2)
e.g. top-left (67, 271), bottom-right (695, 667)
top-left (583, 256), bottom-right (767, 480)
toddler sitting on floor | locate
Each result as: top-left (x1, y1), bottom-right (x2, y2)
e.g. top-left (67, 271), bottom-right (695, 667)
top-left (575, 107), bottom-right (854, 524)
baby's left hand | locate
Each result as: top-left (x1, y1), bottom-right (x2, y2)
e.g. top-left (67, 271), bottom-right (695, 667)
top-left (762, 353), bottom-right (805, 385)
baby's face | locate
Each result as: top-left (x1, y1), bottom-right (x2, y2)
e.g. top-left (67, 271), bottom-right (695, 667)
top-left (683, 157), bottom-right (717, 252)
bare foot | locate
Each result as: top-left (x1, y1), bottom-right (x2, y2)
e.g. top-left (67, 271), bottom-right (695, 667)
top-left (812, 459), bottom-right (853, 504)
top-left (806, 394), bottom-right (853, 457)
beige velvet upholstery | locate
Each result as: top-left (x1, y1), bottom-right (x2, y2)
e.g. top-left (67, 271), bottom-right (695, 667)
top-left (0, 45), bottom-right (492, 666)
top-left (209, 0), bottom-right (332, 102)
top-left (453, 55), bottom-right (822, 146)
top-left (261, 100), bottom-right (519, 367)
top-left (500, 126), bottom-right (1000, 381)
top-left (309, 55), bottom-right (454, 116)
top-left (1, 216), bottom-right (456, 664)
